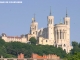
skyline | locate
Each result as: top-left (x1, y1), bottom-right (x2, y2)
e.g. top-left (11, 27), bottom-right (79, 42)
top-left (0, 0), bottom-right (80, 42)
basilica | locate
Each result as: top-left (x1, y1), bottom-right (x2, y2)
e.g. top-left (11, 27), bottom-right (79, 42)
top-left (1, 8), bottom-right (73, 53)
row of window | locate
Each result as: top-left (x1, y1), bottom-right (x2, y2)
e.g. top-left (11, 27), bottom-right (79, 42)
top-left (33, 31), bottom-right (37, 34)
top-left (57, 30), bottom-right (65, 39)
top-left (8, 39), bottom-right (22, 40)
top-left (58, 44), bottom-right (66, 47)
top-left (65, 21), bottom-right (68, 25)
top-left (48, 19), bottom-right (53, 24)
top-left (31, 26), bottom-right (37, 30)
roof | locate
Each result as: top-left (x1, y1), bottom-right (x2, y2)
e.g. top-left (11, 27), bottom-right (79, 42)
top-left (7, 36), bottom-right (22, 39)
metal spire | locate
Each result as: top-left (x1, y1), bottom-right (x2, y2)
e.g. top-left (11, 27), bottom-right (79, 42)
top-left (50, 6), bottom-right (52, 16)
top-left (66, 7), bottom-right (68, 17)
top-left (60, 17), bottom-right (63, 24)
top-left (32, 13), bottom-right (35, 22)
top-left (34, 13), bottom-right (35, 21)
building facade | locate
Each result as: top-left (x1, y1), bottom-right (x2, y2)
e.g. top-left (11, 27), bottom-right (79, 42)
top-left (1, 9), bottom-right (73, 53)
top-left (29, 9), bottom-right (73, 53)
top-left (1, 33), bottom-right (27, 43)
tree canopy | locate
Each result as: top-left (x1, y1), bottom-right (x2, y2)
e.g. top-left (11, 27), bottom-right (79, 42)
top-left (63, 41), bottom-right (80, 60)
top-left (0, 38), bottom-right (67, 58)
top-left (0, 38), bottom-right (80, 60)
top-left (0, 38), bottom-right (5, 47)
top-left (29, 37), bottom-right (37, 45)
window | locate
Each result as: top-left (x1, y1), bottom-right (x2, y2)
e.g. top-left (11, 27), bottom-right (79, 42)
top-left (33, 28), bottom-right (34, 30)
top-left (64, 49), bottom-right (66, 52)
top-left (49, 19), bottom-right (53, 24)
top-left (49, 19), bottom-right (50, 24)
top-left (63, 32), bottom-right (64, 39)
top-left (51, 19), bottom-right (52, 24)
top-left (58, 45), bottom-right (62, 47)
top-left (46, 40), bottom-right (47, 42)
top-left (66, 21), bottom-right (68, 25)
top-left (41, 40), bottom-right (43, 42)
top-left (64, 44), bottom-right (66, 47)
top-left (57, 30), bottom-right (59, 39)
top-left (60, 30), bottom-right (62, 39)
top-left (63, 30), bottom-right (65, 39)
top-left (33, 32), bottom-right (34, 34)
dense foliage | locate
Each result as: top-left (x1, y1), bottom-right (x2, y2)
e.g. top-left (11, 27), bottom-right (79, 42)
top-left (63, 41), bottom-right (80, 60)
top-left (29, 37), bottom-right (37, 45)
top-left (71, 41), bottom-right (80, 54)
top-left (67, 52), bottom-right (80, 60)
top-left (0, 38), bottom-right (80, 59)
top-left (0, 38), bottom-right (66, 58)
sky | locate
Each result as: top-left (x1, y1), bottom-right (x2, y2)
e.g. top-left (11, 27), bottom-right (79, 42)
top-left (0, 0), bottom-right (80, 43)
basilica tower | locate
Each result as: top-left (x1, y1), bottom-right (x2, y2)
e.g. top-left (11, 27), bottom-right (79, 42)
top-left (64, 9), bottom-right (70, 43)
top-left (30, 14), bottom-right (38, 37)
top-left (64, 9), bottom-right (71, 53)
top-left (47, 7), bottom-right (54, 42)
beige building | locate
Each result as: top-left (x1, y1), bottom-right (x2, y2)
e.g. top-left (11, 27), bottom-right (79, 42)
top-left (1, 33), bottom-right (27, 43)
top-left (29, 9), bottom-right (73, 53)
top-left (1, 8), bottom-right (73, 53)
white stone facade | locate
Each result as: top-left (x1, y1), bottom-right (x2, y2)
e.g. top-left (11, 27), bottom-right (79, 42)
top-left (1, 9), bottom-right (73, 53)
top-left (1, 33), bottom-right (27, 43)
top-left (29, 10), bottom-right (73, 53)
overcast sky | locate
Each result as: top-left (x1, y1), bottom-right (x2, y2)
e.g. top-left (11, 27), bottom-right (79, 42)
top-left (0, 0), bottom-right (80, 42)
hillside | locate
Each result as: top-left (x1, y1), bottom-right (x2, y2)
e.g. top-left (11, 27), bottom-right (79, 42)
top-left (0, 38), bottom-right (66, 58)
top-left (0, 38), bottom-right (80, 60)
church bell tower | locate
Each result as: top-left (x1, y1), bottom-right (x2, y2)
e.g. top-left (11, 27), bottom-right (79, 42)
top-left (47, 7), bottom-right (54, 42)
top-left (30, 14), bottom-right (38, 37)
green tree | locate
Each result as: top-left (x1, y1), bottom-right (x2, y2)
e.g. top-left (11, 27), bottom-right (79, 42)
top-left (0, 38), bottom-right (5, 47)
top-left (0, 38), bottom-right (69, 58)
top-left (72, 41), bottom-right (79, 47)
top-left (29, 37), bottom-right (37, 45)
top-left (71, 41), bottom-right (80, 54)
top-left (79, 43), bottom-right (80, 48)
top-left (67, 52), bottom-right (80, 60)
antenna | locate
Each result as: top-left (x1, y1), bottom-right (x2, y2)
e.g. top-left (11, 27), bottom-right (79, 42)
top-left (50, 6), bottom-right (52, 16)
top-left (66, 7), bottom-right (68, 17)
top-left (34, 13), bottom-right (35, 21)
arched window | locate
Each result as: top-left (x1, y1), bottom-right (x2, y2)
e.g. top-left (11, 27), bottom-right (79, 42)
top-left (57, 30), bottom-right (59, 39)
top-left (64, 49), bottom-right (66, 52)
top-left (49, 19), bottom-right (50, 24)
top-left (66, 21), bottom-right (68, 25)
top-left (60, 30), bottom-right (62, 39)
top-left (49, 19), bottom-right (53, 24)
top-left (46, 40), bottom-right (47, 42)
top-left (33, 32), bottom-right (34, 34)
top-left (63, 30), bottom-right (65, 39)
top-left (64, 44), bottom-right (66, 47)
top-left (51, 19), bottom-right (52, 24)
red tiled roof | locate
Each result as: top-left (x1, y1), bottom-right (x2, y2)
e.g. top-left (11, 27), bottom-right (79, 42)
top-left (7, 36), bottom-right (22, 39)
